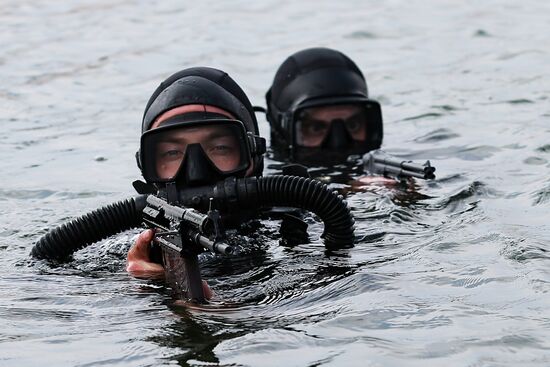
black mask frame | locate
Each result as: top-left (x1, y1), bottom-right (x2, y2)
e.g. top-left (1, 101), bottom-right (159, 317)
top-left (282, 99), bottom-right (383, 161)
top-left (138, 119), bottom-right (266, 186)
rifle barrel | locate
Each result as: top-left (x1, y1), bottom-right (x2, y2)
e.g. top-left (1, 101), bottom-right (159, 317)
top-left (365, 150), bottom-right (436, 179)
top-left (188, 230), bottom-right (234, 255)
top-left (375, 163), bottom-right (435, 179)
top-left (373, 156), bottom-right (433, 175)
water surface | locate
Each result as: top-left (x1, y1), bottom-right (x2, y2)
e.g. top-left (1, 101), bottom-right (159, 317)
top-left (1, 1), bottom-right (549, 366)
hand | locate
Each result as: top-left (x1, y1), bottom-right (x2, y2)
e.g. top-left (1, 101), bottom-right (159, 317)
top-left (126, 229), bottom-right (165, 278)
top-left (355, 175), bottom-right (398, 185)
top-left (126, 229), bottom-right (213, 300)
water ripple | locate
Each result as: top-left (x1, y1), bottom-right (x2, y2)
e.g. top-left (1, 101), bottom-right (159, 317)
top-left (430, 180), bottom-right (498, 211)
top-left (415, 128), bottom-right (460, 143)
top-left (402, 112), bottom-right (444, 121)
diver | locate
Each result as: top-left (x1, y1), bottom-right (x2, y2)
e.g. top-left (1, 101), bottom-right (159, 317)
top-left (262, 47), bottom-right (434, 183)
top-left (126, 67), bottom-right (266, 286)
top-left (265, 47), bottom-right (382, 166)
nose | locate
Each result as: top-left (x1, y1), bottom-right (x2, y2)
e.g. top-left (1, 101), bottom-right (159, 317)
top-left (321, 119), bottom-right (353, 149)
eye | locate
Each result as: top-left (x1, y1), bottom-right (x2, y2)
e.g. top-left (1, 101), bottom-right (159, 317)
top-left (345, 118), bottom-right (361, 132)
top-left (344, 112), bottom-right (366, 133)
top-left (159, 149), bottom-right (184, 161)
top-left (207, 137), bottom-right (239, 156)
top-left (303, 120), bottom-right (329, 135)
top-left (211, 145), bottom-right (233, 154)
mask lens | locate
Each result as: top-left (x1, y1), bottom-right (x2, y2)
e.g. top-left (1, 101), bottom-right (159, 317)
top-left (141, 120), bottom-right (249, 182)
top-left (294, 104), bottom-right (369, 147)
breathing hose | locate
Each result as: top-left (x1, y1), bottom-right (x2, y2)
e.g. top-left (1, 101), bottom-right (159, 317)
top-left (31, 175), bottom-right (355, 260)
top-left (31, 196), bottom-right (147, 260)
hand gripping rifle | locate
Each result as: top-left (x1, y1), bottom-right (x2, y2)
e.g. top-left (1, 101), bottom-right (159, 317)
top-left (363, 150), bottom-right (436, 180)
top-left (141, 195), bottom-right (233, 302)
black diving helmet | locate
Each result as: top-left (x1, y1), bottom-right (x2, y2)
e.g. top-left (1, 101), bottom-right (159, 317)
top-left (139, 113), bottom-right (265, 187)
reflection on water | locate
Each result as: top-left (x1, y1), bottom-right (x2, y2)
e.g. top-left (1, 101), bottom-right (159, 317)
top-left (1, 0), bottom-right (550, 366)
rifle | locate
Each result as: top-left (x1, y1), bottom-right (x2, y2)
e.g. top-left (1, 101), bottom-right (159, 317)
top-left (141, 194), bottom-right (233, 303)
top-left (363, 150), bottom-right (436, 180)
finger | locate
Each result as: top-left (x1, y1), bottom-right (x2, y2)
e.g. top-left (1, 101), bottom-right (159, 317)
top-left (202, 280), bottom-right (213, 300)
top-left (127, 229), bottom-right (165, 276)
top-left (139, 228), bottom-right (154, 243)
top-left (128, 229), bottom-right (154, 261)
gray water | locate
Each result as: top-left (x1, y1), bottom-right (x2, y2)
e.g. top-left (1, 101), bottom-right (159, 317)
top-left (1, 1), bottom-right (550, 366)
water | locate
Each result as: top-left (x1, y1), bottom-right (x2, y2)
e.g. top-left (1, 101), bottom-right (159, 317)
top-left (1, 0), bottom-right (550, 366)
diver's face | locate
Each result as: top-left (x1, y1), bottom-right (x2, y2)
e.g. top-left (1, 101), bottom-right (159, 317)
top-left (151, 105), bottom-right (246, 180)
top-left (155, 125), bottom-right (242, 179)
top-left (295, 104), bottom-right (367, 147)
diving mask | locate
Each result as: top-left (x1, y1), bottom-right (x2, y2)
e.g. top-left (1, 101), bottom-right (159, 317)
top-left (139, 117), bottom-right (265, 186)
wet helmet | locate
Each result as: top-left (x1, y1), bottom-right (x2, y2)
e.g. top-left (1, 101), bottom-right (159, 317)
top-left (265, 47), bottom-right (383, 160)
top-left (137, 67), bottom-right (265, 187)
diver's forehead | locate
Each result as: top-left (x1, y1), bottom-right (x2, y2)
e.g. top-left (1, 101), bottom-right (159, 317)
top-left (151, 104), bottom-right (235, 130)
top-left (157, 125), bottom-right (234, 143)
